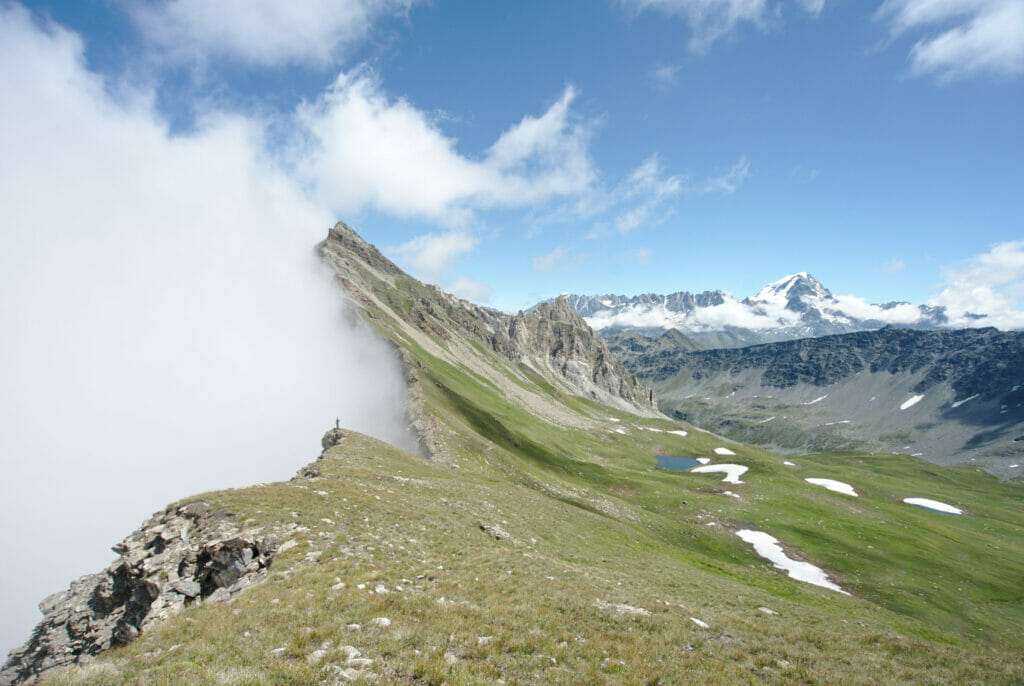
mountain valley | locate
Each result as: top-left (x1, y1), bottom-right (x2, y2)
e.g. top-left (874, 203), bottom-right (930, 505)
top-left (604, 327), bottom-right (1024, 478)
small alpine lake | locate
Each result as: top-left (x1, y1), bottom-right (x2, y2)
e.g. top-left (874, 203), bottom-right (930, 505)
top-left (655, 456), bottom-right (701, 471)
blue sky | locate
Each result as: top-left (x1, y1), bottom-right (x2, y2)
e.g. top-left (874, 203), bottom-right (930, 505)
top-left (7, 0), bottom-right (1023, 317)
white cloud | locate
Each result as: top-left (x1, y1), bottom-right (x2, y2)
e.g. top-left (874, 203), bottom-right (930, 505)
top-left (876, 0), bottom-right (1024, 80)
top-left (532, 247), bottom-right (585, 273)
top-left (130, 0), bottom-right (419, 67)
top-left (929, 240), bottom-right (1024, 328)
top-left (0, 5), bottom-right (420, 656)
top-left (390, 231), bottom-right (480, 282)
top-left (649, 63), bottom-right (683, 89)
top-left (694, 156), bottom-right (751, 194)
top-left (622, 0), bottom-right (770, 53)
top-left (612, 154), bottom-right (748, 233)
top-left (797, 0), bottom-right (827, 16)
top-left (830, 295), bottom-right (924, 324)
top-left (295, 71), bottom-right (596, 224)
top-left (447, 275), bottom-right (494, 304)
top-left (621, 0), bottom-right (826, 53)
top-left (615, 155), bottom-right (684, 232)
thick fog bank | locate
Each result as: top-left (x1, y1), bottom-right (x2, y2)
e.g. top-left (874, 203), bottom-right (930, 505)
top-left (0, 7), bottom-right (416, 657)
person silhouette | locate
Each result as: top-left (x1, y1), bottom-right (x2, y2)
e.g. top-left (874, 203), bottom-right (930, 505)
top-left (335, 418), bottom-right (340, 429)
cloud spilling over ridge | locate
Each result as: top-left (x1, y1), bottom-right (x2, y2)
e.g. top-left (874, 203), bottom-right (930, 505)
top-left (131, 0), bottom-right (421, 67)
top-left (876, 0), bottom-right (1024, 80)
top-left (0, 6), bottom-right (419, 656)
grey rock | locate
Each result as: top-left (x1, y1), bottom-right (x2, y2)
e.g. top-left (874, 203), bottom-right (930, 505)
top-left (321, 428), bottom-right (346, 452)
top-left (1, 501), bottom-right (277, 685)
top-left (478, 522), bottom-right (512, 542)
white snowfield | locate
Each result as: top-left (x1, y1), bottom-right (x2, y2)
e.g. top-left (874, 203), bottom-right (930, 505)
top-left (804, 395), bottom-right (828, 405)
top-left (736, 530), bottom-right (849, 595)
top-left (713, 447), bottom-right (736, 456)
top-left (695, 457), bottom-right (711, 465)
top-left (900, 394), bottom-right (924, 410)
top-left (783, 461), bottom-right (796, 466)
top-left (667, 430), bottom-right (688, 437)
top-left (805, 478), bottom-right (858, 497)
top-left (690, 464), bottom-right (748, 485)
top-left (903, 498), bottom-right (962, 515)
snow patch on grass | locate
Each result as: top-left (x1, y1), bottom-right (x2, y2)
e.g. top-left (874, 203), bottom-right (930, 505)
top-left (690, 464), bottom-right (747, 485)
top-left (805, 478), bottom-right (858, 497)
top-left (903, 498), bottom-right (962, 515)
top-left (713, 447), bottom-right (736, 456)
top-left (736, 530), bottom-right (849, 595)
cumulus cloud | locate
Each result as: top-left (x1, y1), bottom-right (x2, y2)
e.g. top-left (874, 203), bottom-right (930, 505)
top-left (390, 231), bottom-right (480, 282)
top-left (130, 0), bottom-right (420, 67)
top-left (876, 0), bottom-right (1024, 80)
top-left (0, 6), bottom-right (420, 656)
top-left (295, 73), bottom-right (596, 225)
top-left (532, 247), bottom-right (586, 273)
top-left (621, 0), bottom-right (826, 53)
top-left (930, 240), bottom-right (1024, 328)
top-left (830, 295), bottom-right (924, 324)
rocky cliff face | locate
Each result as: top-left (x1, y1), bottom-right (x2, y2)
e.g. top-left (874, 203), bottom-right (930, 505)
top-left (319, 222), bottom-right (657, 420)
top-left (1, 502), bottom-right (277, 685)
top-left (509, 298), bottom-right (656, 408)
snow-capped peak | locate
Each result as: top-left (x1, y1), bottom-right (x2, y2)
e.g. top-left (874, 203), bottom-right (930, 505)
top-left (549, 272), bottom-right (947, 346)
top-left (752, 272), bottom-right (829, 303)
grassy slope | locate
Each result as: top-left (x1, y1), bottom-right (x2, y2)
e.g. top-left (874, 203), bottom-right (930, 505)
top-left (47, 242), bottom-right (1024, 685)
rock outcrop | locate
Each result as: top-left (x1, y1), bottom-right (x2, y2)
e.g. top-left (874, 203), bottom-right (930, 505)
top-left (1, 502), bottom-right (276, 685)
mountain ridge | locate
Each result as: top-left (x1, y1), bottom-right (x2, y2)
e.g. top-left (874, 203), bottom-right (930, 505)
top-left (556, 272), bottom-right (958, 347)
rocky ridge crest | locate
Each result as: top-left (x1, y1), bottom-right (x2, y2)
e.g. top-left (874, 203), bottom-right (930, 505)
top-left (318, 223), bottom-right (657, 428)
top-left (1, 502), bottom-right (277, 685)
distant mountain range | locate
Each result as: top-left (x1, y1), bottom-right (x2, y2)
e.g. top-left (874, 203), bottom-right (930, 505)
top-left (556, 273), bottom-right (960, 347)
